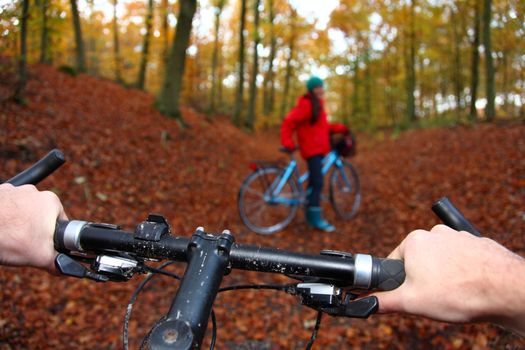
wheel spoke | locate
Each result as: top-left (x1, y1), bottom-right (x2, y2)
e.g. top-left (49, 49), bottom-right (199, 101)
top-left (244, 199), bottom-right (266, 214)
top-left (239, 167), bottom-right (299, 234)
top-left (244, 187), bottom-right (264, 199)
top-left (278, 191), bottom-right (294, 199)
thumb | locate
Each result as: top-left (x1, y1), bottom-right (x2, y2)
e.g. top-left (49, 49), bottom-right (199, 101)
top-left (372, 244), bottom-right (407, 313)
top-left (373, 287), bottom-right (406, 314)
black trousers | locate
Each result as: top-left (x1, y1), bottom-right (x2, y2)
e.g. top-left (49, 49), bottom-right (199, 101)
top-left (306, 155), bottom-right (323, 207)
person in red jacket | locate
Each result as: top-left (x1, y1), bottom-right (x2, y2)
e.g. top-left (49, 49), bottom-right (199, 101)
top-left (281, 76), bottom-right (348, 232)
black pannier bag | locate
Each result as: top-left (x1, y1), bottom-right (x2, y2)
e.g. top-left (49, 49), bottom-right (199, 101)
top-left (330, 130), bottom-right (356, 157)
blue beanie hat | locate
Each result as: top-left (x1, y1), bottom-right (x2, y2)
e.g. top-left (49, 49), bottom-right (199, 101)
top-left (306, 76), bottom-right (324, 92)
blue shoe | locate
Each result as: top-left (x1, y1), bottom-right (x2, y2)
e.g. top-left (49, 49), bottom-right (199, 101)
top-left (306, 207), bottom-right (335, 232)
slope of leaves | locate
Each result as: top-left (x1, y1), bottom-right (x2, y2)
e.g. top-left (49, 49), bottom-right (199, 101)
top-left (0, 62), bottom-right (524, 349)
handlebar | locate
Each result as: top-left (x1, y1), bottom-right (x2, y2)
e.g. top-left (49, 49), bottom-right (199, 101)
top-left (279, 146), bottom-right (296, 154)
top-left (432, 197), bottom-right (482, 237)
top-left (6, 149), bottom-right (65, 186)
top-left (54, 220), bottom-right (405, 291)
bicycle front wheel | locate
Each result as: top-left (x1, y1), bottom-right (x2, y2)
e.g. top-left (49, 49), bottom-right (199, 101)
top-left (238, 167), bottom-right (300, 235)
top-left (329, 160), bottom-right (361, 220)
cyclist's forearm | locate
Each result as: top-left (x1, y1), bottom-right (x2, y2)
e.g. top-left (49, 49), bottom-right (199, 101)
top-left (483, 248), bottom-right (525, 336)
top-left (375, 227), bottom-right (525, 336)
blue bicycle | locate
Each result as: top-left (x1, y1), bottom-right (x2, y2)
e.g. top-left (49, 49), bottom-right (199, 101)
top-left (238, 148), bottom-right (361, 234)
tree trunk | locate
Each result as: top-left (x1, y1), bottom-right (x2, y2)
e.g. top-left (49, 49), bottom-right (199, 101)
top-left (70, 0), bottom-right (86, 73)
top-left (352, 56), bottom-right (360, 120)
top-left (39, 0), bottom-right (51, 64)
top-left (262, 0), bottom-right (276, 116)
top-left (279, 39), bottom-right (295, 120)
top-left (482, 0), bottom-right (495, 121)
top-left (137, 0), bottom-right (154, 90)
top-left (112, 0), bottom-right (122, 82)
top-left (502, 50), bottom-right (510, 117)
top-left (418, 54), bottom-right (426, 117)
top-left (208, 0), bottom-right (226, 116)
top-left (268, 67), bottom-right (276, 118)
top-left (520, 67), bottom-right (525, 119)
top-left (87, 0), bottom-right (99, 75)
top-left (246, 0), bottom-right (261, 130)
top-left (232, 0), bottom-right (247, 126)
top-left (217, 51), bottom-right (224, 112)
top-left (14, 0), bottom-right (29, 103)
top-left (341, 76), bottom-right (349, 125)
top-left (469, 0), bottom-right (481, 121)
top-left (384, 57), bottom-right (396, 126)
top-left (157, 0), bottom-right (197, 126)
top-left (364, 44), bottom-right (372, 121)
top-left (161, 0), bottom-right (169, 65)
top-left (451, 7), bottom-right (464, 121)
top-left (405, 0), bottom-right (417, 123)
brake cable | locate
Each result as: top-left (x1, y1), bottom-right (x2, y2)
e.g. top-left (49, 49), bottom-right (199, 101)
top-left (217, 283), bottom-right (325, 349)
top-left (305, 311), bottom-right (323, 350)
top-left (125, 263), bottom-right (324, 350)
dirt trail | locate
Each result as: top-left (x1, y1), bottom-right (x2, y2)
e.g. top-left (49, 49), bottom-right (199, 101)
top-left (1, 64), bottom-right (524, 349)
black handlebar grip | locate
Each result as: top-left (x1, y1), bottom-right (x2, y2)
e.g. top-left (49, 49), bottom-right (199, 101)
top-left (371, 258), bottom-right (406, 291)
top-left (432, 197), bottom-right (481, 237)
top-left (6, 149), bottom-right (65, 186)
top-left (54, 220), bottom-right (70, 252)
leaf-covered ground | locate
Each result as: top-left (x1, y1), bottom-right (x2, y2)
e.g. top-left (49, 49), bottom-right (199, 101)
top-left (1, 63), bottom-right (524, 349)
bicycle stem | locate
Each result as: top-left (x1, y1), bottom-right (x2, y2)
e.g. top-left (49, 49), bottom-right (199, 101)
top-left (148, 230), bottom-right (234, 349)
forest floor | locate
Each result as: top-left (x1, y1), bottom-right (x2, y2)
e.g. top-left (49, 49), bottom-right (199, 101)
top-left (1, 62), bottom-right (525, 349)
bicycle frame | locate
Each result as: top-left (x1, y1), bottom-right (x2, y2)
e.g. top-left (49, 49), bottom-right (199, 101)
top-left (266, 151), bottom-right (353, 206)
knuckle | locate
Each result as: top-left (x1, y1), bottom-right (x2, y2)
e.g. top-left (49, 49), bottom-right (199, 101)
top-left (404, 229), bottom-right (428, 247)
top-left (19, 184), bottom-right (37, 192)
top-left (407, 229), bottom-right (427, 241)
top-left (42, 190), bottom-right (61, 206)
top-left (479, 237), bottom-right (496, 247)
top-left (430, 224), bottom-right (450, 233)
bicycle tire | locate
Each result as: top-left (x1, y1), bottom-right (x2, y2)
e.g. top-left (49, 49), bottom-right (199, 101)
top-left (329, 160), bottom-right (361, 220)
top-left (238, 167), bottom-right (300, 235)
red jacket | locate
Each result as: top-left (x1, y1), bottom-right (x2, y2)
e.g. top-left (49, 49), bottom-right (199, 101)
top-left (281, 94), bottom-right (348, 159)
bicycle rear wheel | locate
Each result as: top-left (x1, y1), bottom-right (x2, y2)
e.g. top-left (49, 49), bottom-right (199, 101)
top-left (329, 161), bottom-right (361, 220)
top-left (238, 167), bottom-right (299, 235)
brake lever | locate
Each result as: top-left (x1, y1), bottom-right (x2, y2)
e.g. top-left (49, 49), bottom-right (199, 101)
top-left (55, 253), bottom-right (109, 282)
top-left (55, 253), bottom-right (145, 282)
top-left (292, 282), bottom-right (379, 319)
top-left (322, 295), bottom-right (379, 318)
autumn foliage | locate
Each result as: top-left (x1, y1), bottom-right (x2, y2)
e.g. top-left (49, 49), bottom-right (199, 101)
top-left (1, 63), bottom-right (524, 349)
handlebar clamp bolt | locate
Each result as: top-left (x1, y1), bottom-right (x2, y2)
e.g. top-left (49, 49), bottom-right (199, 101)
top-left (218, 230), bottom-right (235, 256)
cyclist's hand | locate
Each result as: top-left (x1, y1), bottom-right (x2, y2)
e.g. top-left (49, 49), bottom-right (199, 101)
top-left (374, 225), bottom-right (525, 335)
top-left (280, 145), bottom-right (296, 153)
top-left (0, 183), bottom-right (67, 273)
